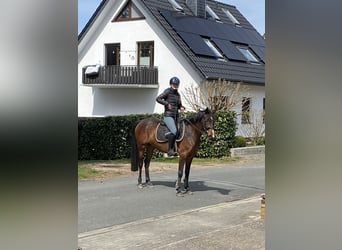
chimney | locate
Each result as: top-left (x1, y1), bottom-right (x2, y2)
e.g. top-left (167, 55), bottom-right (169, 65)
top-left (186, 0), bottom-right (206, 18)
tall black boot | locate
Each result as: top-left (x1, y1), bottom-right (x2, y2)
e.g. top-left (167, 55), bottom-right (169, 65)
top-left (167, 133), bottom-right (178, 156)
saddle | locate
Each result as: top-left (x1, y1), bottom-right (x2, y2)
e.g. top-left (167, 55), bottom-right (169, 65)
top-left (155, 120), bottom-right (185, 143)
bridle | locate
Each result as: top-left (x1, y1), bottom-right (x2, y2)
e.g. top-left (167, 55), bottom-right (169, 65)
top-left (184, 114), bottom-right (215, 136)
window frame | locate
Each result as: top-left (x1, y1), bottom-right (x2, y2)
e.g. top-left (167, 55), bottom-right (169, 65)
top-left (236, 45), bottom-right (260, 63)
top-left (222, 8), bottom-right (240, 25)
top-left (202, 37), bottom-right (224, 59)
top-left (241, 97), bottom-right (251, 124)
top-left (137, 41), bottom-right (154, 67)
top-left (206, 5), bottom-right (221, 21)
top-left (113, 1), bottom-right (145, 22)
top-left (167, 0), bottom-right (184, 12)
top-left (263, 97), bottom-right (265, 124)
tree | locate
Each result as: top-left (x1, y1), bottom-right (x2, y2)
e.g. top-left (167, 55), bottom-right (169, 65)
top-left (182, 79), bottom-right (247, 113)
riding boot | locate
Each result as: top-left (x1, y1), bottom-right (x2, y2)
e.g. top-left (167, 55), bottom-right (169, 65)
top-left (167, 133), bottom-right (178, 156)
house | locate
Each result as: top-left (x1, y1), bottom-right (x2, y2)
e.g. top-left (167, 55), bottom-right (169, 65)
top-left (78, 0), bottom-right (265, 136)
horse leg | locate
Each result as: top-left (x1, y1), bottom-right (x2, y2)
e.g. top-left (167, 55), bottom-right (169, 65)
top-left (137, 145), bottom-right (145, 188)
top-left (176, 157), bottom-right (186, 194)
top-left (144, 145), bottom-right (154, 186)
top-left (183, 157), bottom-right (194, 194)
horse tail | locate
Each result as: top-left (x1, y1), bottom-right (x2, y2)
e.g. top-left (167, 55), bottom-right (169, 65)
top-left (131, 121), bottom-right (139, 172)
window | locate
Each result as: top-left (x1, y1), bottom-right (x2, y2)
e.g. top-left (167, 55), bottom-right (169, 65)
top-left (202, 38), bottom-right (224, 58)
top-left (206, 5), bottom-right (221, 21)
top-left (114, 1), bottom-right (144, 21)
top-left (236, 46), bottom-right (259, 63)
top-left (241, 97), bottom-right (251, 124)
top-left (168, 0), bottom-right (184, 12)
top-left (222, 8), bottom-right (240, 25)
top-left (138, 41), bottom-right (154, 66)
top-left (263, 98), bottom-right (265, 124)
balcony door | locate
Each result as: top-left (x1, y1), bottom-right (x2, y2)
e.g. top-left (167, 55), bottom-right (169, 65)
top-left (105, 43), bottom-right (120, 65)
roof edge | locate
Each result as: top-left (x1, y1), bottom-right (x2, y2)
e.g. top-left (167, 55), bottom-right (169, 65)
top-left (78, 0), bottom-right (109, 43)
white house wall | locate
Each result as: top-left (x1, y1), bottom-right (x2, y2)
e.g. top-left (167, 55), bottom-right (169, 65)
top-left (232, 84), bottom-right (265, 136)
top-left (78, 0), bottom-right (201, 117)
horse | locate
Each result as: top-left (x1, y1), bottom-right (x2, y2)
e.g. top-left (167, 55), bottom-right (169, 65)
top-left (131, 108), bottom-right (215, 194)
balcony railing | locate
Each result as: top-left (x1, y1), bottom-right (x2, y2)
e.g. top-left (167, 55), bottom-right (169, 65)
top-left (82, 65), bottom-right (158, 87)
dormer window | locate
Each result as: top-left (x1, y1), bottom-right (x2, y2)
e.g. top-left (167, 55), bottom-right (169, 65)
top-left (222, 8), bottom-right (240, 25)
top-left (206, 5), bottom-right (221, 21)
top-left (168, 0), bottom-right (184, 12)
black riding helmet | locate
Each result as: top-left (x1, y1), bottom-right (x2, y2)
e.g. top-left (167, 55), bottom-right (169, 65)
top-left (169, 76), bottom-right (180, 85)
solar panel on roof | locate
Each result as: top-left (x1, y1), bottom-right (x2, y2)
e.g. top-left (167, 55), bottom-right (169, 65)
top-left (159, 8), bottom-right (265, 62)
top-left (250, 45), bottom-right (265, 62)
top-left (177, 31), bottom-right (219, 57)
top-left (212, 38), bottom-right (246, 61)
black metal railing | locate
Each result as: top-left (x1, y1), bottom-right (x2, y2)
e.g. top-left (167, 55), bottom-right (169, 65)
top-left (82, 65), bottom-right (158, 86)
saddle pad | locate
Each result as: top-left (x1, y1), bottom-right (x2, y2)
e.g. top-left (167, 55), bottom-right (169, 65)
top-left (155, 121), bottom-right (185, 143)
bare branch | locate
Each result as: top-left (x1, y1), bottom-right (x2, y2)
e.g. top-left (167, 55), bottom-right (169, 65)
top-left (182, 79), bottom-right (248, 113)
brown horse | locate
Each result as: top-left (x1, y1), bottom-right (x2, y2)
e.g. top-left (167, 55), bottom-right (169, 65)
top-left (131, 108), bottom-right (215, 194)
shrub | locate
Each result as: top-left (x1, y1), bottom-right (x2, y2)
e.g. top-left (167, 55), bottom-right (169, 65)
top-left (233, 136), bottom-right (247, 148)
top-left (256, 136), bottom-right (265, 145)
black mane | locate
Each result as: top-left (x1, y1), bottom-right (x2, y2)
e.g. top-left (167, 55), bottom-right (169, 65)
top-left (184, 109), bottom-right (212, 124)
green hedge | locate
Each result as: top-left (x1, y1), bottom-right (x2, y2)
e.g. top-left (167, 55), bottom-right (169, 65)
top-left (78, 110), bottom-right (237, 160)
top-left (195, 110), bottom-right (237, 158)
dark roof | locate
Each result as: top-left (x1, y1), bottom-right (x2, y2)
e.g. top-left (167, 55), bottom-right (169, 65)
top-left (78, 0), bottom-right (108, 43)
top-left (79, 0), bottom-right (265, 84)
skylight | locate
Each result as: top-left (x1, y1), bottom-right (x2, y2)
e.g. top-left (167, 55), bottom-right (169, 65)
top-left (206, 5), bottom-right (220, 21)
top-left (203, 38), bottom-right (224, 58)
top-left (222, 8), bottom-right (240, 25)
top-left (168, 0), bottom-right (184, 12)
top-left (236, 46), bottom-right (259, 63)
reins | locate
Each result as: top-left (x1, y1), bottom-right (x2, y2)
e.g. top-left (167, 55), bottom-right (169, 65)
top-left (183, 117), bottom-right (210, 135)
top-left (184, 118), bottom-right (204, 134)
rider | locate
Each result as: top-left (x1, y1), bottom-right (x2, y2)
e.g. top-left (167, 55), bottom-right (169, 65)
top-left (156, 76), bottom-right (185, 156)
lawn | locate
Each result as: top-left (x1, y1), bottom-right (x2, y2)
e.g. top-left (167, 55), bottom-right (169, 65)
top-left (78, 157), bottom-right (242, 180)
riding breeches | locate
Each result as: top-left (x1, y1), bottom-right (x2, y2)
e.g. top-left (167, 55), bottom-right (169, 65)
top-left (163, 116), bottom-right (177, 135)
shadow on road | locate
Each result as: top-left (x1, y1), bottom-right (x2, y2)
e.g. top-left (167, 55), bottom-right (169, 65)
top-left (151, 180), bottom-right (232, 195)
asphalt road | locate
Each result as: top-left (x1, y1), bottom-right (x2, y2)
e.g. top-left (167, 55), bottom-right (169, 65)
top-left (78, 158), bottom-right (265, 233)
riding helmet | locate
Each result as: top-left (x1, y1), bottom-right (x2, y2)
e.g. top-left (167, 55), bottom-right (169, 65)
top-left (169, 76), bottom-right (180, 85)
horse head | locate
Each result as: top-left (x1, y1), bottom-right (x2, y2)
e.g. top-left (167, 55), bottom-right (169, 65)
top-left (201, 108), bottom-right (215, 139)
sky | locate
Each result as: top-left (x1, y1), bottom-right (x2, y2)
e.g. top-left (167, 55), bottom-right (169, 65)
top-left (78, 0), bottom-right (265, 36)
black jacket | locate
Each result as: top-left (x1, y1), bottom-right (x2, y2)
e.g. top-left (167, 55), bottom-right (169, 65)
top-left (156, 87), bottom-right (183, 118)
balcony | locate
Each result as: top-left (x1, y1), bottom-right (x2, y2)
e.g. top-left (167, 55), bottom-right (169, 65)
top-left (82, 65), bottom-right (159, 88)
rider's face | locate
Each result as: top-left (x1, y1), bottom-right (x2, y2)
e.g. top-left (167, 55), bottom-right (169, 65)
top-left (171, 84), bottom-right (179, 89)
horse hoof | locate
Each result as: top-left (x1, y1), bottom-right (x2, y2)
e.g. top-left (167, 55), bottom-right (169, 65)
top-left (183, 189), bottom-right (193, 195)
top-left (138, 183), bottom-right (144, 189)
top-left (176, 192), bottom-right (184, 197)
top-left (146, 182), bottom-right (154, 187)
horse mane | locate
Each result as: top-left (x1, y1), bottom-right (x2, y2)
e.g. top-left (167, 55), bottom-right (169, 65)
top-left (185, 110), bottom-right (205, 124)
